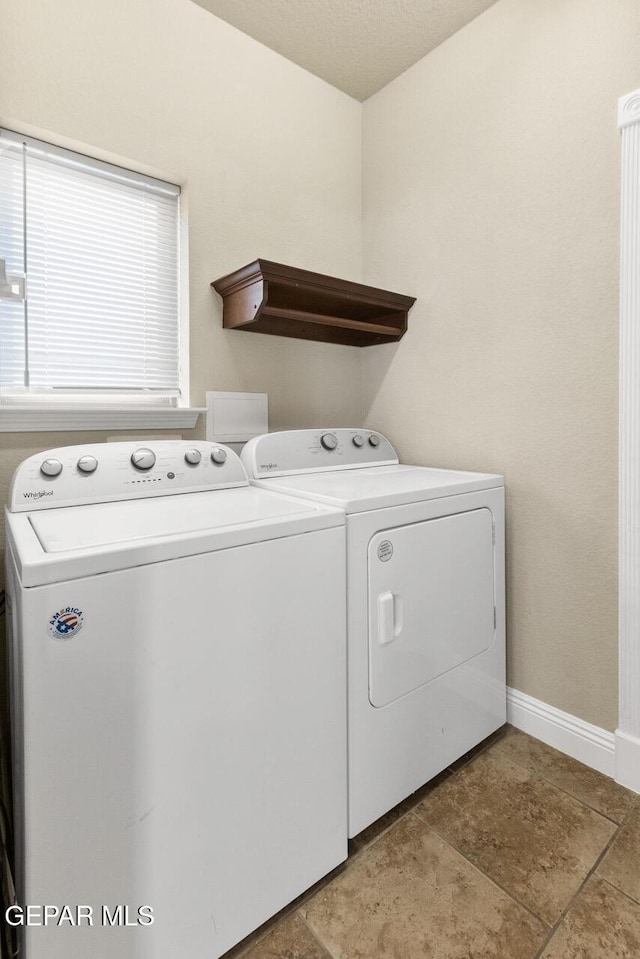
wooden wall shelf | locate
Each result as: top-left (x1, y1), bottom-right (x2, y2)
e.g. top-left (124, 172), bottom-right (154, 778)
top-left (211, 260), bottom-right (415, 347)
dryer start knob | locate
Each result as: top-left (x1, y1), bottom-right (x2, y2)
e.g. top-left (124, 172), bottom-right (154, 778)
top-left (369, 434), bottom-right (381, 448)
top-left (321, 432), bottom-right (338, 451)
top-left (211, 448), bottom-right (227, 465)
top-left (131, 448), bottom-right (156, 471)
top-left (40, 458), bottom-right (63, 478)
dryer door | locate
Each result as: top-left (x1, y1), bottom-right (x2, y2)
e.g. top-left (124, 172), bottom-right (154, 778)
top-left (368, 508), bottom-right (495, 707)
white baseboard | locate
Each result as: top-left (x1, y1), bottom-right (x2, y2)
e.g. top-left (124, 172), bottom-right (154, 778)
top-left (506, 687), bottom-right (616, 779)
top-left (615, 730), bottom-right (640, 792)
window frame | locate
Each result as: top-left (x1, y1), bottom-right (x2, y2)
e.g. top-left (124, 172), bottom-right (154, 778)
top-left (0, 124), bottom-right (202, 432)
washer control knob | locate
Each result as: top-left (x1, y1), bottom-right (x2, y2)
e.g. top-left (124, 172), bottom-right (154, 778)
top-left (369, 434), bottom-right (381, 448)
top-left (77, 455), bottom-right (98, 474)
top-left (131, 448), bottom-right (156, 471)
top-left (184, 449), bottom-right (202, 466)
top-left (321, 432), bottom-right (338, 451)
top-left (352, 434), bottom-right (365, 448)
top-left (211, 448), bottom-right (227, 465)
top-left (40, 458), bottom-right (63, 478)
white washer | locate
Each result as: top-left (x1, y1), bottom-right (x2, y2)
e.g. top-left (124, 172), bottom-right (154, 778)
top-left (5, 441), bottom-right (347, 959)
top-left (242, 429), bottom-right (506, 837)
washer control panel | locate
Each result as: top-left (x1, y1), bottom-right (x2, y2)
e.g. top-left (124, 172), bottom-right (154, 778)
top-left (9, 441), bottom-right (248, 513)
top-left (242, 429), bottom-right (398, 479)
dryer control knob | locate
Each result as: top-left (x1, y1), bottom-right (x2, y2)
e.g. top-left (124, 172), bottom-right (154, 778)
top-left (352, 434), bottom-right (365, 447)
top-left (131, 448), bottom-right (156, 471)
top-left (321, 432), bottom-right (338, 451)
top-left (77, 455), bottom-right (98, 474)
top-left (369, 434), bottom-right (381, 448)
top-left (184, 449), bottom-right (202, 466)
top-left (211, 448), bottom-right (227, 465)
top-left (40, 458), bottom-right (63, 478)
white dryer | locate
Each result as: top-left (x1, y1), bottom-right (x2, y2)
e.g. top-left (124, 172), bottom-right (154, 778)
top-left (5, 441), bottom-right (347, 959)
top-left (242, 429), bottom-right (506, 837)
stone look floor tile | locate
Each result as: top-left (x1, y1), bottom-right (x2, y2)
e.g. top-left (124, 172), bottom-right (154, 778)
top-left (348, 802), bottom-right (410, 855)
top-left (349, 768), bottom-right (453, 853)
top-left (447, 724), bottom-right (510, 772)
top-left (303, 812), bottom-right (546, 959)
top-left (492, 728), bottom-right (636, 822)
top-left (241, 913), bottom-right (332, 959)
top-left (415, 749), bottom-right (616, 925)
top-left (540, 876), bottom-right (640, 958)
top-left (221, 865), bottom-right (348, 959)
top-left (598, 802), bottom-right (640, 904)
top-left (349, 729), bottom-right (507, 855)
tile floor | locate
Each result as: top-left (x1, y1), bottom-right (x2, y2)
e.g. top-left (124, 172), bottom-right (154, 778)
top-left (224, 726), bottom-right (640, 959)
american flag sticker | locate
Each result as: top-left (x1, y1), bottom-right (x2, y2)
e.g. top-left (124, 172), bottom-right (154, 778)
top-left (48, 607), bottom-right (84, 641)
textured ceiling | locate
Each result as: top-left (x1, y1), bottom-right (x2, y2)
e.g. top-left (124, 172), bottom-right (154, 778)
top-left (190, 0), bottom-right (498, 101)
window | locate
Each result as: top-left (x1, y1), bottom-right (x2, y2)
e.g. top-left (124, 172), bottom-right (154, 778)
top-left (0, 129), bottom-right (198, 430)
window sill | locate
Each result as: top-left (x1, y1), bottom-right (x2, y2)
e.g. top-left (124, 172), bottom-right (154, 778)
top-left (0, 406), bottom-right (206, 432)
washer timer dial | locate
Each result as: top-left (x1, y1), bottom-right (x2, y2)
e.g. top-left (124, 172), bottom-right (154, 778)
top-left (131, 448), bottom-right (156, 471)
top-left (320, 432), bottom-right (338, 451)
top-left (77, 455), bottom-right (98, 474)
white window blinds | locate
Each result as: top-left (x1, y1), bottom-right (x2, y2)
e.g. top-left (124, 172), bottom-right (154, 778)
top-left (0, 129), bottom-right (181, 401)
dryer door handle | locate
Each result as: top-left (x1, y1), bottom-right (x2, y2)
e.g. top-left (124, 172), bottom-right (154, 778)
top-left (378, 592), bottom-right (403, 646)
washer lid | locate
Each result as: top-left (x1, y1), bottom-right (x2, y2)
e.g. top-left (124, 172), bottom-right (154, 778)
top-left (7, 487), bottom-right (344, 587)
top-left (253, 464), bottom-right (504, 513)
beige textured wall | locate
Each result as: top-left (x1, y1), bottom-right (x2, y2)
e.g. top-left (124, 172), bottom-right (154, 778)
top-left (362, 0), bottom-right (640, 731)
top-left (0, 0), bottom-right (363, 583)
